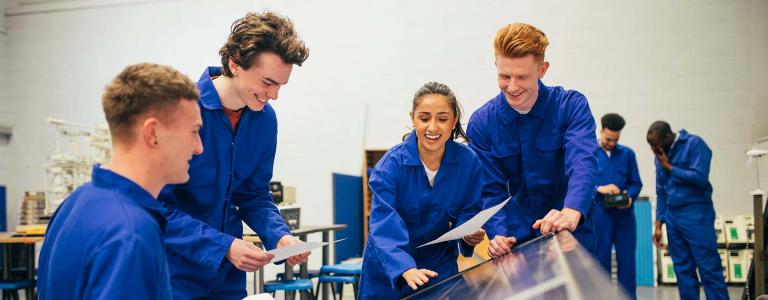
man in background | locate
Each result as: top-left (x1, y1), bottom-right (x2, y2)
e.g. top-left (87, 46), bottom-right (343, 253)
top-left (648, 120), bottom-right (727, 300)
top-left (593, 113), bottom-right (642, 299)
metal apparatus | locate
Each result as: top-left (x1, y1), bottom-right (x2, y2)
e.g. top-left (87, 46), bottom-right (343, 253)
top-left (42, 118), bottom-right (111, 215)
top-left (746, 139), bottom-right (767, 296)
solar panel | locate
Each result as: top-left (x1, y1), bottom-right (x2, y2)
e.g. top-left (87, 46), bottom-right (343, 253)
top-left (403, 231), bottom-right (630, 300)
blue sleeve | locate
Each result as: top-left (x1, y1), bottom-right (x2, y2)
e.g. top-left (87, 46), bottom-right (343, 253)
top-left (627, 149), bottom-right (643, 201)
top-left (562, 97), bottom-right (599, 218)
top-left (367, 156), bottom-right (417, 291)
top-left (654, 163), bottom-right (667, 224)
top-left (231, 137), bottom-right (291, 251)
top-left (159, 186), bottom-right (235, 271)
top-left (669, 139), bottom-right (712, 188)
top-left (593, 149), bottom-right (603, 200)
top-left (455, 155), bottom-right (484, 257)
top-left (467, 118), bottom-right (511, 239)
top-left (84, 236), bottom-right (171, 300)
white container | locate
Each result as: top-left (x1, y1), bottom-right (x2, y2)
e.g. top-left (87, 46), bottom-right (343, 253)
top-left (659, 249), bottom-right (677, 284)
top-left (718, 249), bottom-right (729, 282)
top-left (727, 249), bottom-right (753, 283)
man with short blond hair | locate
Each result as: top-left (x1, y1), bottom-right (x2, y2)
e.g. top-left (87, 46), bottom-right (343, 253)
top-left (468, 22), bottom-right (599, 258)
top-left (38, 63), bottom-right (203, 299)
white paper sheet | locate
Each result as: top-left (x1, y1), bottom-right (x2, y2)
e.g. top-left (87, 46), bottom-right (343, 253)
top-left (418, 198), bottom-right (510, 248)
top-left (242, 293), bottom-right (276, 300)
top-left (267, 238), bottom-right (346, 263)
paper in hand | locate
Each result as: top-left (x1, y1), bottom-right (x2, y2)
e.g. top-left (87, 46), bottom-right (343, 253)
top-left (242, 293), bottom-right (276, 300)
top-left (417, 198), bottom-right (510, 248)
top-left (267, 238), bottom-right (346, 263)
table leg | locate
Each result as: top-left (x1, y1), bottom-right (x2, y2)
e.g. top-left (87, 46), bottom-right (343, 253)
top-left (250, 240), bottom-right (265, 296)
top-left (299, 235), bottom-right (308, 279)
top-left (296, 234), bottom-right (308, 300)
top-left (322, 231), bottom-right (329, 300)
top-left (253, 268), bottom-right (265, 294)
top-left (26, 244), bottom-right (35, 298)
top-left (285, 262), bottom-right (294, 300)
top-left (2, 244), bottom-right (9, 280)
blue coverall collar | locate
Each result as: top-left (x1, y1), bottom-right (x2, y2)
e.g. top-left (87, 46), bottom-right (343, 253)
top-left (91, 164), bottom-right (167, 230)
top-left (498, 80), bottom-right (549, 125)
top-left (599, 142), bottom-right (625, 154)
top-left (670, 129), bottom-right (689, 154)
top-left (402, 130), bottom-right (460, 166)
top-left (198, 67), bottom-right (225, 110)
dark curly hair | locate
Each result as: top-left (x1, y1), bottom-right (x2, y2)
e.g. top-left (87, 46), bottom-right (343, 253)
top-left (219, 11), bottom-right (309, 77)
top-left (601, 113), bottom-right (626, 131)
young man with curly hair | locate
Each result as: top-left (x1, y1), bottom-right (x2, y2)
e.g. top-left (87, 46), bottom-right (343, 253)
top-left (159, 11), bottom-right (311, 299)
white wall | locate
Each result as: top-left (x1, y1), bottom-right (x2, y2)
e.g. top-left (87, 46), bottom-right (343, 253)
top-left (0, 0), bottom-right (13, 230)
top-left (751, 0), bottom-right (768, 215)
top-left (754, 0), bottom-right (768, 139)
top-left (1, 0), bottom-right (766, 276)
top-left (0, 0), bottom-right (5, 34)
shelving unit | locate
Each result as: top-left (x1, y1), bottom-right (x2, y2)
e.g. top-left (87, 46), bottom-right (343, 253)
top-left (362, 149), bottom-right (387, 245)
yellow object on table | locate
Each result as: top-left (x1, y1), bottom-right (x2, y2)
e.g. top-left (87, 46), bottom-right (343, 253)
top-left (457, 235), bottom-right (491, 271)
top-left (15, 224), bottom-right (47, 236)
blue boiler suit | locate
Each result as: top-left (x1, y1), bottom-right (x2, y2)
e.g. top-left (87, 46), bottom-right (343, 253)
top-left (38, 166), bottom-right (172, 299)
top-left (359, 132), bottom-right (484, 299)
top-left (467, 81), bottom-right (599, 251)
top-left (593, 144), bottom-right (642, 299)
top-left (158, 67), bottom-right (292, 299)
top-left (654, 129), bottom-right (727, 300)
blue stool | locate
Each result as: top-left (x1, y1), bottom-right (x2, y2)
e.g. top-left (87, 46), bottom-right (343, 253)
top-left (0, 280), bottom-right (35, 300)
top-left (321, 263), bottom-right (362, 275)
top-left (276, 269), bottom-right (320, 280)
top-left (315, 263), bottom-right (362, 300)
top-left (264, 279), bottom-right (314, 300)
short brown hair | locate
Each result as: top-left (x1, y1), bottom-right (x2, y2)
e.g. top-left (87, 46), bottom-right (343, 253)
top-left (219, 11), bottom-right (309, 77)
top-left (494, 23), bottom-right (549, 61)
top-left (102, 63), bottom-right (199, 144)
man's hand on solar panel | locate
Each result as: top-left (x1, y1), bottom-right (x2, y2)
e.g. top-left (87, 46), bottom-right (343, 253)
top-left (402, 268), bottom-right (438, 290)
top-left (532, 208), bottom-right (581, 235)
top-left (462, 228), bottom-right (486, 246)
top-left (487, 235), bottom-right (516, 258)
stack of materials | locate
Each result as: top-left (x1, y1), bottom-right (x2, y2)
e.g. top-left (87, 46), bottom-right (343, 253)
top-left (19, 191), bottom-right (46, 225)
